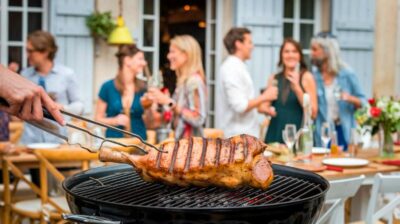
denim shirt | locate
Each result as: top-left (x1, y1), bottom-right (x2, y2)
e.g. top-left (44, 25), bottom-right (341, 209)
top-left (313, 67), bottom-right (367, 146)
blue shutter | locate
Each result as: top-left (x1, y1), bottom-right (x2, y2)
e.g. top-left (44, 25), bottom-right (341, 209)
top-left (49, 0), bottom-right (94, 113)
top-left (235, 0), bottom-right (283, 92)
top-left (332, 0), bottom-right (375, 97)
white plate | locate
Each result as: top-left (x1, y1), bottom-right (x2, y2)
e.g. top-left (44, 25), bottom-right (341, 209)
top-left (27, 143), bottom-right (60, 150)
top-left (312, 147), bottom-right (330, 154)
top-left (322, 158), bottom-right (369, 168)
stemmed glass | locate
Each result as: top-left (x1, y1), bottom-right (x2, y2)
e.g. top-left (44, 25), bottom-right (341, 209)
top-left (282, 124), bottom-right (297, 156)
top-left (321, 122), bottom-right (332, 157)
top-left (146, 66), bottom-right (163, 89)
top-left (141, 66), bottom-right (163, 109)
top-left (348, 128), bottom-right (361, 157)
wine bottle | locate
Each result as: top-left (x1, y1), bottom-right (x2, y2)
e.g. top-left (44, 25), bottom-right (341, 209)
top-left (297, 93), bottom-right (313, 159)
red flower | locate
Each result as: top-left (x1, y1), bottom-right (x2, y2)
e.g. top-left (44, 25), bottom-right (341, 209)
top-left (161, 87), bottom-right (169, 94)
top-left (368, 98), bottom-right (375, 106)
top-left (163, 110), bottom-right (172, 122)
top-left (370, 107), bottom-right (381, 118)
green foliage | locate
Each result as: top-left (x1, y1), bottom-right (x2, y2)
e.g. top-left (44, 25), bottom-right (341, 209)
top-left (86, 11), bottom-right (116, 40)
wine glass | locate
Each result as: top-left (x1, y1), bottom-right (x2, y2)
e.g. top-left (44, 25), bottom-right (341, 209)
top-left (147, 67), bottom-right (163, 89)
top-left (141, 66), bottom-right (163, 108)
top-left (282, 124), bottom-right (297, 155)
top-left (321, 122), bottom-right (331, 157)
top-left (348, 128), bottom-right (361, 157)
top-left (330, 131), bottom-right (339, 156)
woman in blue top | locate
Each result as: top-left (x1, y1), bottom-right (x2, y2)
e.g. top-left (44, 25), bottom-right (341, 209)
top-left (310, 32), bottom-right (367, 149)
top-left (95, 44), bottom-right (155, 139)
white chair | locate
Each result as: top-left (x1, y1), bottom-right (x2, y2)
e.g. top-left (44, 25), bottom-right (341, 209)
top-left (317, 175), bottom-right (365, 224)
top-left (365, 173), bottom-right (400, 224)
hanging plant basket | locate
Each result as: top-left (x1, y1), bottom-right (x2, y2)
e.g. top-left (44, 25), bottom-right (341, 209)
top-left (86, 11), bottom-right (116, 41)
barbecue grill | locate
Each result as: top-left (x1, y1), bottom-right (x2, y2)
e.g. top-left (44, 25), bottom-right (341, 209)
top-left (63, 164), bottom-right (329, 224)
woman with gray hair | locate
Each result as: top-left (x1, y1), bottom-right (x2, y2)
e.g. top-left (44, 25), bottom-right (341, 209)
top-left (310, 32), bottom-right (366, 150)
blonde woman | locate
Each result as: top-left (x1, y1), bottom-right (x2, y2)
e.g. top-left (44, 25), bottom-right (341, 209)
top-left (149, 35), bottom-right (207, 139)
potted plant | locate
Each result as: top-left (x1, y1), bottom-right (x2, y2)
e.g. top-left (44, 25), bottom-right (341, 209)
top-left (355, 97), bottom-right (400, 157)
top-left (86, 11), bottom-right (116, 41)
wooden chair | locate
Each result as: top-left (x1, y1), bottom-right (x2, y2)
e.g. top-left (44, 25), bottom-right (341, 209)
top-left (1, 154), bottom-right (38, 224)
top-left (317, 175), bottom-right (365, 224)
top-left (9, 121), bottom-right (24, 144)
top-left (9, 148), bottom-right (98, 224)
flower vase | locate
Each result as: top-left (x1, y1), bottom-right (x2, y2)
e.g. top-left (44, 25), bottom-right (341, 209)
top-left (380, 124), bottom-right (394, 158)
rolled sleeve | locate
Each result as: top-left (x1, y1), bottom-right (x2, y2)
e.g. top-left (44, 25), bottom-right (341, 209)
top-left (221, 72), bottom-right (249, 113)
top-left (65, 73), bottom-right (84, 114)
top-left (347, 72), bottom-right (367, 107)
top-left (181, 84), bottom-right (207, 127)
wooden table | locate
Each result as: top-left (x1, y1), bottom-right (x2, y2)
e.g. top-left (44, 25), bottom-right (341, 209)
top-left (1, 145), bottom-right (94, 224)
top-left (314, 151), bottom-right (400, 180)
top-left (272, 149), bottom-right (400, 179)
top-left (271, 149), bottom-right (400, 221)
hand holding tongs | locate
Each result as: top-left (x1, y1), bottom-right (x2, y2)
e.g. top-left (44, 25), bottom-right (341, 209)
top-left (0, 98), bottom-right (163, 155)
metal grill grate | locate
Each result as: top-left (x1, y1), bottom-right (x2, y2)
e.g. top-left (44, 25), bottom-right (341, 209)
top-left (70, 171), bottom-right (323, 208)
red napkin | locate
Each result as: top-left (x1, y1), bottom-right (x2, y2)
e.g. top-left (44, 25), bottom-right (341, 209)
top-left (394, 141), bottom-right (400, 146)
top-left (381, 160), bottom-right (400, 166)
top-left (326, 165), bottom-right (343, 172)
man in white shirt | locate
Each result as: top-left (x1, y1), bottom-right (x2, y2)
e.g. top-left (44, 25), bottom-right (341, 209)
top-left (216, 27), bottom-right (277, 138)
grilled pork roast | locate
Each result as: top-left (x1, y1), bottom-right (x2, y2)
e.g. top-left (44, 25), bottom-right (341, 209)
top-left (99, 134), bottom-right (274, 189)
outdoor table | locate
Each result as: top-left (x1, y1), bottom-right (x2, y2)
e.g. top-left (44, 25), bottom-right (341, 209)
top-left (271, 148), bottom-right (400, 221)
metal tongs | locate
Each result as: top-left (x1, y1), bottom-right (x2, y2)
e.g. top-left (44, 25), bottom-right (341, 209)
top-left (0, 97), bottom-right (162, 155)
top-left (40, 108), bottom-right (163, 154)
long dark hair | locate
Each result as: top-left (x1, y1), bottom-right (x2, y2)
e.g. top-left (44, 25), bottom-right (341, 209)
top-left (114, 44), bottom-right (143, 93)
top-left (115, 44), bottom-right (142, 69)
top-left (278, 38), bottom-right (307, 72)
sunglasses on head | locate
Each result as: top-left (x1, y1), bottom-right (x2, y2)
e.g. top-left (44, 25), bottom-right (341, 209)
top-left (26, 47), bottom-right (46, 54)
top-left (315, 32), bottom-right (337, 39)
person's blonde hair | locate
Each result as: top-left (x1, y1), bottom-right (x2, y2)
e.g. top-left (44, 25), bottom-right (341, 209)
top-left (310, 34), bottom-right (347, 75)
top-left (170, 35), bottom-right (205, 85)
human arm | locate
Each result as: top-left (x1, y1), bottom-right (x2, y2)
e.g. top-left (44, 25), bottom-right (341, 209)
top-left (64, 73), bottom-right (84, 114)
top-left (178, 84), bottom-right (207, 128)
top-left (0, 65), bottom-right (64, 125)
top-left (148, 77), bottom-right (207, 128)
top-left (341, 92), bottom-right (362, 108)
top-left (341, 71), bottom-right (366, 109)
top-left (258, 74), bottom-right (278, 116)
top-left (245, 93), bottom-right (275, 113)
top-left (141, 93), bottom-right (162, 129)
top-left (286, 70), bottom-right (318, 119)
top-left (95, 83), bottom-right (129, 126)
top-left (222, 69), bottom-right (277, 114)
top-left (301, 72), bottom-right (318, 119)
top-left (94, 98), bottom-right (129, 127)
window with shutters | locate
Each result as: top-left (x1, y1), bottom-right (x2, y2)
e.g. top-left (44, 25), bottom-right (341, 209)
top-left (283, 0), bottom-right (320, 61)
top-left (139, 0), bottom-right (160, 77)
top-left (0, 0), bottom-right (48, 71)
